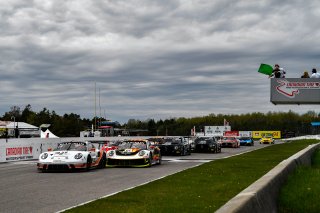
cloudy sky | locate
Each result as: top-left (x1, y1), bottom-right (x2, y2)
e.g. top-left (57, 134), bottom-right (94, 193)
top-left (1, 0), bottom-right (320, 123)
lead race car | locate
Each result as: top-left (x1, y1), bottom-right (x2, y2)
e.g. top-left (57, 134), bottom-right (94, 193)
top-left (106, 139), bottom-right (161, 167)
top-left (37, 141), bottom-right (106, 171)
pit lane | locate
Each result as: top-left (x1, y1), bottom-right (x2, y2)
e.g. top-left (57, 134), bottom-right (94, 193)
top-left (0, 142), bottom-right (275, 213)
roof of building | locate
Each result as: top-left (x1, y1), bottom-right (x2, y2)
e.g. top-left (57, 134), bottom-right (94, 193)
top-left (5, 122), bottom-right (39, 129)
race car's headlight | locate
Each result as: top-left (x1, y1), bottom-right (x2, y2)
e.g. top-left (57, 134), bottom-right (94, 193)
top-left (174, 146), bottom-right (179, 150)
top-left (41, 153), bottom-right (48, 160)
top-left (74, 153), bottom-right (83, 159)
top-left (108, 150), bottom-right (115, 156)
top-left (138, 150), bottom-right (146, 156)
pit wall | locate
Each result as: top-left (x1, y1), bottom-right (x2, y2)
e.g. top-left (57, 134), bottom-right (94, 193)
top-left (216, 142), bottom-right (320, 213)
top-left (0, 136), bottom-right (149, 163)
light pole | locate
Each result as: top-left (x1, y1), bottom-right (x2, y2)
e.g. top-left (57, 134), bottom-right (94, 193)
top-left (11, 116), bottom-right (15, 137)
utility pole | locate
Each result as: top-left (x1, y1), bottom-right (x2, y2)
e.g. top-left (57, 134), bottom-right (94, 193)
top-left (94, 82), bottom-right (97, 132)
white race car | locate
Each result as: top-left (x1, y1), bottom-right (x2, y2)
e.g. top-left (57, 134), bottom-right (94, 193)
top-left (37, 141), bottom-right (106, 171)
top-left (106, 139), bottom-right (161, 167)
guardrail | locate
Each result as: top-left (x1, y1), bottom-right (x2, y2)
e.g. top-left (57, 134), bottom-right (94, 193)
top-left (216, 142), bottom-right (320, 213)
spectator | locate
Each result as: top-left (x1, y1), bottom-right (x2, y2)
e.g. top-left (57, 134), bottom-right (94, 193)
top-left (310, 68), bottom-right (320, 78)
top-left (301, 71), bottom-right (310, 78)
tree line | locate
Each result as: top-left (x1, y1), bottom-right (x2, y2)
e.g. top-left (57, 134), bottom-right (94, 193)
top-left (1, 104), bottom-right (319, 137)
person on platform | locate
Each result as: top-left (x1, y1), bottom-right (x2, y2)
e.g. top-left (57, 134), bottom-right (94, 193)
top-left (310, 68), bottom-right (320, 78)
top-left (270, 64), bottom-right (286, 78)
top-left (301, 71), bottom-right (310, 78)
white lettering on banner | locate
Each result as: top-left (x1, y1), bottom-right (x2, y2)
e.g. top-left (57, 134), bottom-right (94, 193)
top-left (6, 147), bottom-right (33, 156)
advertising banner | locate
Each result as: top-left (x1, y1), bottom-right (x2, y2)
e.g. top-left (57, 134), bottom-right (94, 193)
top-left (224, 131), bottom-right (239, 136)
top-left (0, 138), bottom-right (61, 162)
top-left (239, 131), bottom-right (252, 137)
top-left (271, 78), bottom-right (320, 104)
top-left (252, 131), bottom-right (281, 139)
top-left (204, 126), bottom-right (231, 136)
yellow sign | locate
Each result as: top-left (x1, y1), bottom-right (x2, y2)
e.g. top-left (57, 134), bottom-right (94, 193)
top-left (252, 131), bottom-right (281, 139)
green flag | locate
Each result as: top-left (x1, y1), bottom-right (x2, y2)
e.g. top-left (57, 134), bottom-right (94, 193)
top-left (258, 63), bottom-right (273, 75)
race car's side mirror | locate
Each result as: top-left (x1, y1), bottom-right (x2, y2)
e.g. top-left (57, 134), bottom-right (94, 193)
top-left (47, 148), bottom-right (52, 151)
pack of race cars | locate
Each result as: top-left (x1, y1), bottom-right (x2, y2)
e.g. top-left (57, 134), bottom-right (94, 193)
top-left (37, 135), bottom-right (275, 172)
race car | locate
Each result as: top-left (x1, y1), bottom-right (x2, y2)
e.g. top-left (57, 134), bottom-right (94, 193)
top-left (98, 140), bottom-right (121, 152)
top-left (37, 141), bottom-right (106, 171)
top-left (238, 137), bottom-right (254, 146)
top-left (106, 139), bottom-right (161, 167)
top-left (157, 137), bottom-right (191, 156)
top-left (220, 136), bottom-right (240, 148)
top-left (193, 137), bottom-right (221, 153)
top-left (259, 136), bottom-right (275, 144)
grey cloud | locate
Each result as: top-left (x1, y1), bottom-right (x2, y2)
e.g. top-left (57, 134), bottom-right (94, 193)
top-left (1, 0), bottom-right (320, 123)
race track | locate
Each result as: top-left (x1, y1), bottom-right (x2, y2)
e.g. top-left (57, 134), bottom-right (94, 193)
top-left (0, 142), bottom-right (271, 213)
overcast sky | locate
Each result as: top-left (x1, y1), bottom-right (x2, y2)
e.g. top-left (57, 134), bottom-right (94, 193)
top-left (1, 0), bottom-right (320, 123)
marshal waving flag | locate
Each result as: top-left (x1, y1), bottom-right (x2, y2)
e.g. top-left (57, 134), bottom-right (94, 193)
top-left (258, 63), bottom-right (273, 75)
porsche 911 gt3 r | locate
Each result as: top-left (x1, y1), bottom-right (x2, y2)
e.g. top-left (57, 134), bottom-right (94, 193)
top-left (106, 139), bottom-right (161, 167)
top-left (37, 141), bottom-right (106, 171)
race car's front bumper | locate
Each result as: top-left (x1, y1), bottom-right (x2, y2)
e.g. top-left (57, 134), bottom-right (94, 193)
top-left (37, 162), bottom-right (88, 170)
top-left (106, 158), bottom-right (150, 167)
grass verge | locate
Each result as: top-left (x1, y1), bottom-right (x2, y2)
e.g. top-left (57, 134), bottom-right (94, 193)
top-left (65, 139), bottom-right (318, 213)
top-left (278, 148), bottom-right (320, 213)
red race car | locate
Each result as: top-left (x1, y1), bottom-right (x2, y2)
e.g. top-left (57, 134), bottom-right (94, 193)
top-left (220, 136), bottom-right (240, 148)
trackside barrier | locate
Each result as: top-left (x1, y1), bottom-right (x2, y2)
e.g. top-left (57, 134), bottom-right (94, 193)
top-left (216, 142), bottom-right (320, 213)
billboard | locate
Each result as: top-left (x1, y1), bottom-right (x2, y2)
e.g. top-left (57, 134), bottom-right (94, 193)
top-left (224, 131), bottom-right (239, 136)
top-left (204, 126), bottom-right (231, 136)
top-left (252, 131), bottom-right (281, 139)
top-left (271, 78), bottom-right (320, 104)
top-left (239, 131), bottom-right (252, 137)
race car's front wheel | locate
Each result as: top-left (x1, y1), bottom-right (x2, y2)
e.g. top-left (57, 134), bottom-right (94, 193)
top-left (157, 154), bottom-right (162, 165)
top-left (86, 155), bottom-right (92, 171)
top-left (98, 153), bottom-right (106, 169)
top-left (147, 155), bottom-right (152, 167)
top-left (216, 145), bottom-right (221, 153)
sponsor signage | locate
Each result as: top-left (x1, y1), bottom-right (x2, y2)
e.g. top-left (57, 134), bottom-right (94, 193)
top-left (252, 131), bottom-right (281, 139)
top-left (6, 146), bottom-right (33, 161)
top-left (239, 131), bottom-right (252, 137)
top-left (204, 126), bottom-right (231, 136)
top-left (271, 78), bottom-right (320, 104)
top-left (224, 131), bottom-right (239, 136)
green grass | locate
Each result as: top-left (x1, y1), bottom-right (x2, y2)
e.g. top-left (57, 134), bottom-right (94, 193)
top-left (66, 139), bottom-right (319, 213)
top-left (278, 148), bottom-right (320, 213)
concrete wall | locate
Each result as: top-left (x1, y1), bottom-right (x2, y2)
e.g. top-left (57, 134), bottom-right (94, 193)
top-left (0, 136), bottom-right (153, 162)
top-left (216, 143), bottom-right (320, 213)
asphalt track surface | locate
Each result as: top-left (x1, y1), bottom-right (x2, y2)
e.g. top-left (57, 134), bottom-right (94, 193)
top-left (0, 142), bottom-right (273, 213)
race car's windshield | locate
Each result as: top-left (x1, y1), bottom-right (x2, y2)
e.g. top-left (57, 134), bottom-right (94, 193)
top-left (240, 137), bottom-right (251, 140)
top-left (164, 138), bottom-right (181, 145)
top-left (223, 137), bottom-right (236, 140)
top-left (195, 138), bottom-right (211, 144)
top-left (119, 142), bottom-right (147, 150)
top-left (148, 138), bottom-right (164, 143)
top-left (54, 143), bottom-right (87, 151)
